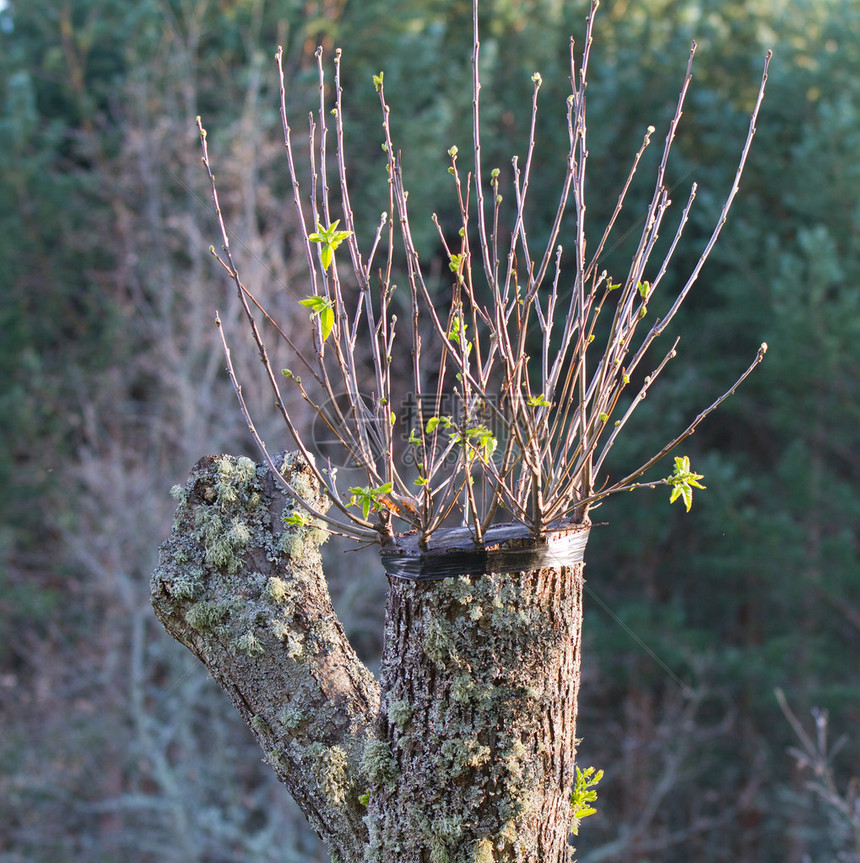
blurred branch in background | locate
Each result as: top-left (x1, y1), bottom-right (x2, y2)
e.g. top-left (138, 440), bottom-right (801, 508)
top-left (1, 0), bottom-right (341, 859)
top-left (776, 689), bottom-right (860, 863)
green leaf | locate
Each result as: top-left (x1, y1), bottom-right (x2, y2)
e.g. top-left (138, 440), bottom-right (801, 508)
top-left (460, 424), bottom-right (497, 463)
top-left (447, 314), bottom-right (471, 354)
top-left (526, 394), bottom-right (551, 407)
top-left (666, 456), bottom-right (706, 512)
top-left (683, 487), bottom-right (695, 509)
top-left (320, 305), bottom-right (334, 341)
top-left (308, 220), bottom-right (352, 270)
top-left (298, 295), bottom-right (327, 312)
top-left (347, 482), bottom-right (394, 522)
top-left (570, 765), bottom-right (603, 836)
top-left (479, 432), bottom-right (497, 461)
top-left (299, 296), bottom-right (335, 341)
top-left (425, 417), bottom-right (440, 434)
top-left (284, 512), bottom-right (308, 527)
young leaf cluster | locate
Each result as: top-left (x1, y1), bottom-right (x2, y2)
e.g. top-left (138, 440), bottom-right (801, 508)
top-left (570, 765), bottom-right (603, 836)
top-left (667, 455), bottom-right (706, 512)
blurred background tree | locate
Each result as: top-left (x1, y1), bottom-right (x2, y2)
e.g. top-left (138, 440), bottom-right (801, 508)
top-left (1, 0), bottom-right (857, 861)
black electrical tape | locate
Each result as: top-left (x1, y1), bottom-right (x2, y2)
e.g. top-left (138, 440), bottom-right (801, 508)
top-left (380, 522), bottom-right (590, 581)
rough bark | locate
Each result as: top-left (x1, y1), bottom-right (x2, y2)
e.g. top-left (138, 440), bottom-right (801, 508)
top-left (152, 453), bottom-right (588, 863)
top-left (366, 532), bottom-right (587, 863)
top-left (151, 452), bottom-right (379, 862)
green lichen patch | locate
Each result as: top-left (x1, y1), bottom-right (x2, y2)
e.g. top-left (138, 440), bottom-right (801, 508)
top-left (234, 630), bottom-right (265, 657)
top-left (423, 616), bottom-right (459, 668)
top-left (279, 531), bottom-right (307, 558)
top-left (250, 714), bottom-right (269, 734)
top-left (471, 837), bottom-right (495, 863)
top-left (214, 454), bottom-right (256, 504)
top-left (266, 575), bottom-right (291, 604)
top-left (193, 507), bottom-right (252, 574)
top-left (285, 633), bottom-right (304, 659)
top-left (429, 836), bottom-right (449, 863)
top-left (431, 814), bottom-right (463, 843)
top-left (448, 674), bottom-right (477, 704)
top-left (185, 599), bottom-right (230, 631)
top-left (266, 747), bottom-right (289, 772)
top-left (362, 739), bottom-right (398, 790)
top-left (283, 458), bottom-right (320, 506)
top-left (437, 574), bottom-right (476, 605)
top-left (280, 706), bottom-right (305, 731)
top-left (436, 737), bottom-right (492, 778)
top-left (386, 699), bottom-right (414, 731)
top-left (309, 742), bottom-right (351, 806)
top-left (270, 618), bottom-right (290, 640)
top-left (495, 819), bottom-right (519, 850)
top-left (154, 453), bottom-right (334, 627)
top-left (164, 563), bottom-right (203, 601)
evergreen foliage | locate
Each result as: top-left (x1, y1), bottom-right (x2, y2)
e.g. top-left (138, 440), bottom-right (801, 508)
top-left (2, 0), bottom-right (858, 860)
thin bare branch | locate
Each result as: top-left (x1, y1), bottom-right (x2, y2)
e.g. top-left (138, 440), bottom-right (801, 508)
top-left (579, 343), bottom-right (767, 513)
top-left (199, 12), bottom-right (770, 546)
top-left (215, 312), bottom-right (378, 539)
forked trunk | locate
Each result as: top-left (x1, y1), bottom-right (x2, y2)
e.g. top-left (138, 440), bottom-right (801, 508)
top-left (153, 455), bottom-right (589, 863)
top-left (365, 525), bottom-right (589, 863)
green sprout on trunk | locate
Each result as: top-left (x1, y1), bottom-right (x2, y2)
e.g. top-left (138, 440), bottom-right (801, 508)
top-left (570, 765), bottom-right (603, 836)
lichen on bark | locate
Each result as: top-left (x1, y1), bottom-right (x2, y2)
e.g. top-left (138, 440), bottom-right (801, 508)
top-left (365, 545), bottom-right (588, 863)
top-left (151, 452), bottom-right (379, 863)
top-left (153, 452), bottom-right (589, 863)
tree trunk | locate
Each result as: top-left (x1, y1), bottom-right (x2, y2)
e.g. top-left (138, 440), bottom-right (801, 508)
top-left (366, 527), bottom-right (588, 862)
top-left (152, 453), bottom-right (588, 863)
top-left (152, 452), bottom-right (379, 863)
